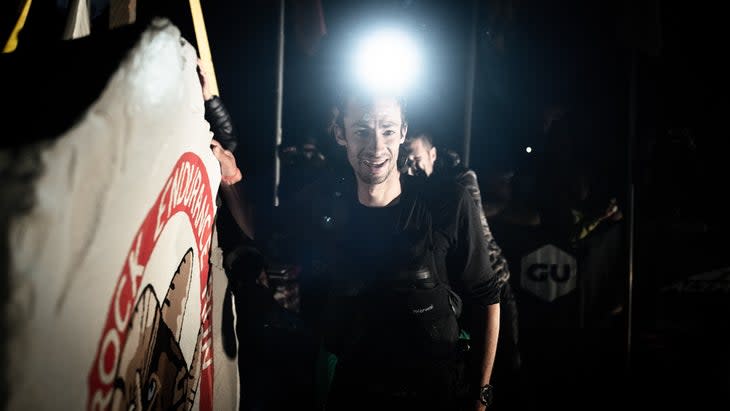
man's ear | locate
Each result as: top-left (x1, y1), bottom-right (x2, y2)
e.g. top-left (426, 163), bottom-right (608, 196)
top-left (335, 125), bottom-right (347, 146)
top-left (430, 145), bottom-right (437, 162)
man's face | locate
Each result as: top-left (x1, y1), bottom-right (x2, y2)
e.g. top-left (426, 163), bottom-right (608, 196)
top-left (336, 97), bottom-right (406, 185)
top-left (406, 136), bottom-right (437, 177)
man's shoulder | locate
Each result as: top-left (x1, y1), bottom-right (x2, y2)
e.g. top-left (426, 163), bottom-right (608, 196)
top-left (409, 174), bottom-right (471, 214)
top-left (437, 163), bottom-right (478, 189)
top-left (454, 168), bottom-right (478, 187)
top-left (427, 173), bottom-right (471, 198)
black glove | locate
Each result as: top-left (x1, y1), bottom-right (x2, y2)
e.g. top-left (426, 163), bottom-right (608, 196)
top-left (205, 96), bottom-right (238, 152)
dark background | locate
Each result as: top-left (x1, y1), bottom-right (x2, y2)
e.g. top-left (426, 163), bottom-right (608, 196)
top-left (203, 1), bottom-right (730, 408)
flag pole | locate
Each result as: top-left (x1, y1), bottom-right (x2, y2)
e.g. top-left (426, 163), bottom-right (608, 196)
top-left (189, 0), bottom-right (219, 95)
top-left (273, 0), bottom-right (285, 207)
top-left (3, 0), bottom-right (33, 53)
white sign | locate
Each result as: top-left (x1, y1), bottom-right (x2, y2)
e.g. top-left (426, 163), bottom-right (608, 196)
top-left (520, 244), bottom-right (577, 302)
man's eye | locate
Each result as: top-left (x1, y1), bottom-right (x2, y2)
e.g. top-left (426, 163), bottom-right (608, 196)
top-left (355, 129), bottom-right (370, 138)
top-left (383, 129), bottom-right (396, 136)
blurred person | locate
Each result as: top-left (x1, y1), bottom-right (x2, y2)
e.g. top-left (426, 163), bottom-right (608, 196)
top-left (568, 175), bottom-right (623, 246)
top-left (482, 170), bottom-right (542, 230)
top-left (276, 89), bottom-right (501, 411)
top-left (225, 245), bottom-right (317, 411)
top-left (534, 111), bottom-right (625, 246)
top-left (278, 136), bottom-right (329, 207)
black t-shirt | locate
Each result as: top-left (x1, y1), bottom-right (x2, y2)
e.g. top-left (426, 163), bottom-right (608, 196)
top-left (279, 172), bottom-right (499, 361)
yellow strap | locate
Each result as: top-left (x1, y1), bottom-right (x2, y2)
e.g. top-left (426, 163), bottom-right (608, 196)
top-left (189, 0), bottom-right (219, 95)
top-left (3, 0), bottom-right (33, 53)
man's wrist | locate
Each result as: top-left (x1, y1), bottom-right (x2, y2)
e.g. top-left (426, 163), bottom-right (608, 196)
top-left (221, 168), bottom-right (243, 186)
top-left (478, 383), bottom-right (494, 407)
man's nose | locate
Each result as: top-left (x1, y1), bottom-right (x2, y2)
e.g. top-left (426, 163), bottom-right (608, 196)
top-left (369, 132), bottom-right (388, 153)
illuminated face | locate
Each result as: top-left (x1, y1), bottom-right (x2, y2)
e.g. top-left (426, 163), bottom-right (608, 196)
top-left (336, 97), bottom-right (407, 185)
top-left (406, 136), bottom-right (437, 177)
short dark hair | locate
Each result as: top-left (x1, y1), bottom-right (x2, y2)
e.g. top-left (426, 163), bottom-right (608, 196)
top-left (404, 128), bottom-right (435, 149)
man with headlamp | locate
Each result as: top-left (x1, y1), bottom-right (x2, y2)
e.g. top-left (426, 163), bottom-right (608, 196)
top-left (276, 28), bottom-right (501, 411)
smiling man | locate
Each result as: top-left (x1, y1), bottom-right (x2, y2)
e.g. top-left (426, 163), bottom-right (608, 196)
top-left (336, 96), bottom-right (407, 204)
top-left (278, 90), bottom-right (500, 411)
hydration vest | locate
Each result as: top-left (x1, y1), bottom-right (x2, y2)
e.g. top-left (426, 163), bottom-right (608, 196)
top-left (306, 174), bottom-right (463, 364)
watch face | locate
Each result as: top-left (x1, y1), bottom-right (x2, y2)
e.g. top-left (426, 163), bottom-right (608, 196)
top-left (479, 385), bottom-right (494, 406)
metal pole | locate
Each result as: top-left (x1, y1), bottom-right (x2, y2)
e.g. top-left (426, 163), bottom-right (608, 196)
top-left (625, 47), bottom-right (638, 372)
top-left (462, 0), bottom-right (478, 168)
top-left (274, 0), bottom-right (285, 207)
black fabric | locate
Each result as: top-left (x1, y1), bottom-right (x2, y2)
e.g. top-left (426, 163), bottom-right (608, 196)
top-left (281, 172), bottom-right (499, 332)
top-left (273, 171), bottom-right (499, 407)
top-left (326, 355), bottom-right (471, 411)
top-left (309, 175), bottom-right (461, 363)
top-left (419, 176), bottom-right (500, 310)
top-left (435, 161), bottom-right (512, 287)
top-left (228, 246), bottom-right (317, 411)
top-left (234, 282), bottom-right (318, 411)
top-left (204, 96), bottom-right (237, 152)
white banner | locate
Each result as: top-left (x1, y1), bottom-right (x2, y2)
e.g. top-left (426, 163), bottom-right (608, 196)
top-left (5, 19), bottom-right (237, 411)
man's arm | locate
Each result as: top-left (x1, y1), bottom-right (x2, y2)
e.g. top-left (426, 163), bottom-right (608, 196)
top-left (211, 140), bottom-right (254, 240)
top-left (198, 58), bottom-right (237, 152)
top-left (205, 96), bottom-right (237, 152)
top-left (199, 59), bottom-right (254, 240)
top-left (456, 170), bottom-right (511, 286)
top-left (440, 183), bottom-right (500, 409)
top-left (474, 303), bottom-right (499, 410)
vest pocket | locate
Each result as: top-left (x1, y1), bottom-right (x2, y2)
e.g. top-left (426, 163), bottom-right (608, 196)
top-left (403, 283), bottom-right (461, 353)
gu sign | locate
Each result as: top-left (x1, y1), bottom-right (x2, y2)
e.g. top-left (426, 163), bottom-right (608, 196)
top-left (520, 244), bottom-right (577, 302)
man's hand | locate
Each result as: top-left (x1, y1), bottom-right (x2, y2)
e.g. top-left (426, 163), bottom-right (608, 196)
top-left (211, 139), bottom-right (241, 185)
top-left (603, 198), bottom-right (623, 222)
top-left (197, 58), bottom-right (214, 101)
top-left (474, 400), bottom-right (487, 411)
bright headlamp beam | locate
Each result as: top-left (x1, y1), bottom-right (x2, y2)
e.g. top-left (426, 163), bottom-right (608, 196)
top-left (352, 28), bottom-right (422, 94)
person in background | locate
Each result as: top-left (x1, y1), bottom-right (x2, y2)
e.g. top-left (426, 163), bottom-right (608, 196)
top-left (404, 130), bottom-right (521, 409)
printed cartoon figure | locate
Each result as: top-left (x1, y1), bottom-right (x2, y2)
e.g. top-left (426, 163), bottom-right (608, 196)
top-left (111, 248), bottom-right (203, 411)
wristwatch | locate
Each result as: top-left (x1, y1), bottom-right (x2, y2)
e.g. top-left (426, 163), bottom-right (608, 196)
top-left (479, 384), bottom-right (494, 407)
